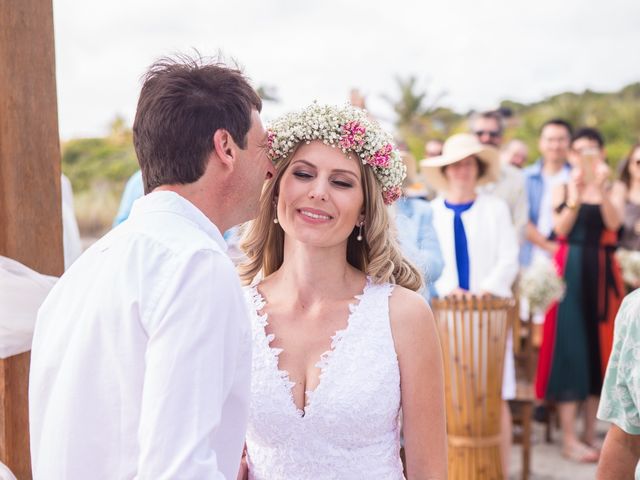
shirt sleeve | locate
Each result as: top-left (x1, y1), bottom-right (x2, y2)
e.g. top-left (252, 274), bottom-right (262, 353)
top-left (135, 249), bottom-right (243, 479)
top-left (598, 293), bottom-right (640, 435)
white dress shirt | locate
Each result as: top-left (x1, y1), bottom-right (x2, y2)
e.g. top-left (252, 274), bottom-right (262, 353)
top-left (431, 193), bottom-right (519, 297)
top-left (29, 191), bottom-right (251, 480)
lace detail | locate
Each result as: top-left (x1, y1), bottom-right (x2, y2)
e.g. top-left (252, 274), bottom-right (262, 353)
top-left (244, 279), bottom-right (405, 480)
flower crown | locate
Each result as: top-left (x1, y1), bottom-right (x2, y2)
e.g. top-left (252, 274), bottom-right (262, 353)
top-left (267, 103), bottom-right (406, 205)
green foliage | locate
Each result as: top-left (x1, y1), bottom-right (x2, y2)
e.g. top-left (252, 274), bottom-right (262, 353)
top-left (501, 83), bottom-right (640, 168)
top-left (62, 116), bottom-right (138, 193)
top-left (387, 77), bottom-right (640, 170)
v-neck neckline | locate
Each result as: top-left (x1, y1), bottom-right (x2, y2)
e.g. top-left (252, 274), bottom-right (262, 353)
top-left (252, 277), bottom-right (371, 418)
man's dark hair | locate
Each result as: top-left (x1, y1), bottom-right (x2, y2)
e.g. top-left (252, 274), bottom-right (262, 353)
top-left (539, 118), bottom-right (573, 137)
top-left (572, 127), bottom-right (605, 148)
top-left (133, 54), bottom-right (262, 193)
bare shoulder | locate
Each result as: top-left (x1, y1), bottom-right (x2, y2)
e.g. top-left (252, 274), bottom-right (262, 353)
top-left (388, 285), bottom-right (436, 348)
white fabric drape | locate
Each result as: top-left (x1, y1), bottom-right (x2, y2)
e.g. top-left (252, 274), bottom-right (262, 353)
top-left (0, 256), bottom-right (56, 359)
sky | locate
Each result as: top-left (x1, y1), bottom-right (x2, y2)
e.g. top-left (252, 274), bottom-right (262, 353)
top-left (52, 0), bottom-right (640, 139)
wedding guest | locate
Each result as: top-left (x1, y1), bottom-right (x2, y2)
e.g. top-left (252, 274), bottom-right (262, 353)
top-left (613, 143), bottom-right (640, 251)
top-left (521, 119), bottom-right (573, 266)
top-left (60, 174), bottom-right (82, 269)
top-left (535, 127), bottom-right (625, 462)
top-left (596, 288), bottom-right (640, 479)
top-left (30, 54), bottom-right (275, 479)
top-left (422, 133), bottom-right (519, 475)
top-left (393, 151), bottom-right (444, 303)
top-left (238, 103), bottom-right (447, 479)
top-left (471, 110), bottom-right (528, 242)
top-left (112, 169), bottom-right (143, 227)
top-left (502, 139), bottom-right (529, 169)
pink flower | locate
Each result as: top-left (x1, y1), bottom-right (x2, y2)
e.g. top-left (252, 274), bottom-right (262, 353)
top-left (339, 121), bottom-right (366, 149)
top-left (383, 186), bottom-right (402, 205)
top-left (267, 131), bottom-right (277, 160)
top-left (367, 144), bottom-right (392, 168)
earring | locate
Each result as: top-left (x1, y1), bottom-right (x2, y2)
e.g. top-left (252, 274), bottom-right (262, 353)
top-left (356, 223), bottom-right (363, 241)
top-left (273, 216), bottom-right (279, 224)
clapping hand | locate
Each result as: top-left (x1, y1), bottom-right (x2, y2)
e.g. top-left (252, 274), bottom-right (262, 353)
top-left (594, 162), bottom-right (611, 190)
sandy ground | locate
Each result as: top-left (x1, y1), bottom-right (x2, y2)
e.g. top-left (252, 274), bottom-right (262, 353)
top-left (508, 419), bottom-right (606, 479)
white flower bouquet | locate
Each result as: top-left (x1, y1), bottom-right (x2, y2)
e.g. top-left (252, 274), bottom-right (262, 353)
top-left (615, 248), bottom-right (640, 288)
top-left (519, 256), bottom-right (566, 314)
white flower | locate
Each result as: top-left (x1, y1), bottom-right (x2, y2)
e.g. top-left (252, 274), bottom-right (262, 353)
top-left (267, 103), bottom-right (406, 205)
top-left (615, 248), bottom-right (640, 287)
top-left (519, 256), bottom-right (566, 314)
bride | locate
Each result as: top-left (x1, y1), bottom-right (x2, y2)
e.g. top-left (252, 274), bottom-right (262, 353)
top-left (238, 104), bottom-right (447, 479)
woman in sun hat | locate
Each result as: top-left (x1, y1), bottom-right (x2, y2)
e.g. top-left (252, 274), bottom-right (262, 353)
top-left (422, 132), bottom-right (519, 475)
top-left (237, 103), bottom-right (447, 479)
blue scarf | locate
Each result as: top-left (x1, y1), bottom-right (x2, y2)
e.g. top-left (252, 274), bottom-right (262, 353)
top-left (444, 200), bottom-right (474, 290)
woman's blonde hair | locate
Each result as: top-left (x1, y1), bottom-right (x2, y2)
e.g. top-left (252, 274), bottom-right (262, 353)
top-left (238, 144), bottom-right (423, 291)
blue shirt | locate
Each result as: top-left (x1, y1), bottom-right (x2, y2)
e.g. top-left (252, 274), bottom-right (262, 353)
top-left (521, 159), bottom-right (572, 266)
top-left (113, 170), bottom-right (144, 227)
top-left (394, 197), bottom-right (444, 302)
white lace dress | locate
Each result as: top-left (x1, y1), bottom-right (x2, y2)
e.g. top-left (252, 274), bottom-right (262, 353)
top-left (245, 279), bottom-right (405, 480)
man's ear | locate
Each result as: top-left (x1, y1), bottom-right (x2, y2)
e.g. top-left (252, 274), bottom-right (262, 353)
top-left (212, 129), bottom-right (238, 169)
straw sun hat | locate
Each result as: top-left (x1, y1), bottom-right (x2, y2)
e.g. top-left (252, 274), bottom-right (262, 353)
top-left (419, 133), bottom-right (500, 193)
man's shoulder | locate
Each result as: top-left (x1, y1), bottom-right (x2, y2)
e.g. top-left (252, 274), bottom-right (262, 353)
top-left (522, 161), bottom-right (542, 178)
top-left (126, 210), bottom-right (226, 257)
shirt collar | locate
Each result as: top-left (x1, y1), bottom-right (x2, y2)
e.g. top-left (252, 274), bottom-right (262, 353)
top-left (129, 191), bottom-right (227, 251)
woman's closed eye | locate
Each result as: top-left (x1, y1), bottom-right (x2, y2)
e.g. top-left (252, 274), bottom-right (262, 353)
top-left (331, 179), bottom-right (354, 188)
top-left (292, 170), bottom-right (314, 180)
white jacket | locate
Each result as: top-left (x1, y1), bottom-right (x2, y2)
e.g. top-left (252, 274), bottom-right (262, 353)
top-left (432, 194), bottom-right (519, 298)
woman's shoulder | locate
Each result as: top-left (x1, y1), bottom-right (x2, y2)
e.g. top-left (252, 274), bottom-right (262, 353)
top-left (388, 286), bottom-right (433, 331)
top-left (387, 285), bottom-right (437, 355)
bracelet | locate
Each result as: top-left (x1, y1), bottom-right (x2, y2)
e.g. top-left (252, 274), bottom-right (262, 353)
top-left (566, 200), bottom-right (579, 210)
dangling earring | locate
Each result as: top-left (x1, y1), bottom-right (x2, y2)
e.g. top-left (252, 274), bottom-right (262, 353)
top-left (356, 222), bottom-right (364, 241)
top-left (273, 216), bottom-right (279, 224)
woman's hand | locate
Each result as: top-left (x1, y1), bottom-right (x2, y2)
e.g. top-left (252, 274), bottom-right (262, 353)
top-left (594, 162), bottom-right (611, 191)
top-left (447, 287), bottom-right (472, 299)
top-left (569, 167), bottom-right (585, 203)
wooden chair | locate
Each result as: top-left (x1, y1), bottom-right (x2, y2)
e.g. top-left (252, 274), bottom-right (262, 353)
top-left (509, 300), bottom-right (536, 480)
top-left (432, 296), bottom-right (515, 480)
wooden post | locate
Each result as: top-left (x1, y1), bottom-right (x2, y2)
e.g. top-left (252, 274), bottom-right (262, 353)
top-left (0, 0), bottom-right (63, 477)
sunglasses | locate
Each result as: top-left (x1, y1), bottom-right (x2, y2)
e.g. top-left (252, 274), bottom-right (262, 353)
top-left (474, 130), bottom-right (501, 139)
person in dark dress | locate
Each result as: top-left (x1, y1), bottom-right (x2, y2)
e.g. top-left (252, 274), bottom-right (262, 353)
top-left (535, 128), bottom-right (626, 463)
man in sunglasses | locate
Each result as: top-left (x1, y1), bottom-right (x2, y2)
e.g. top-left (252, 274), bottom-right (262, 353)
top-left (472, 110), bottom-right (529, 242)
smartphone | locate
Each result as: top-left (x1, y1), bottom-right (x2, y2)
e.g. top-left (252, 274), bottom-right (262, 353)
top-left (580, 148), bottom-right (599, 183)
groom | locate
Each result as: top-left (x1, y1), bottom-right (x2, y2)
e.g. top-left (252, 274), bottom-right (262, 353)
top-left (29, 55), bottom-right (274, 479)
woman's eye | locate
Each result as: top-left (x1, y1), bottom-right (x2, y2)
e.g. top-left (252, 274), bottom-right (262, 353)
top-left (332, 180), bottom-right (353, 188)
top-left (293, 171), bottom-right (313, 179)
